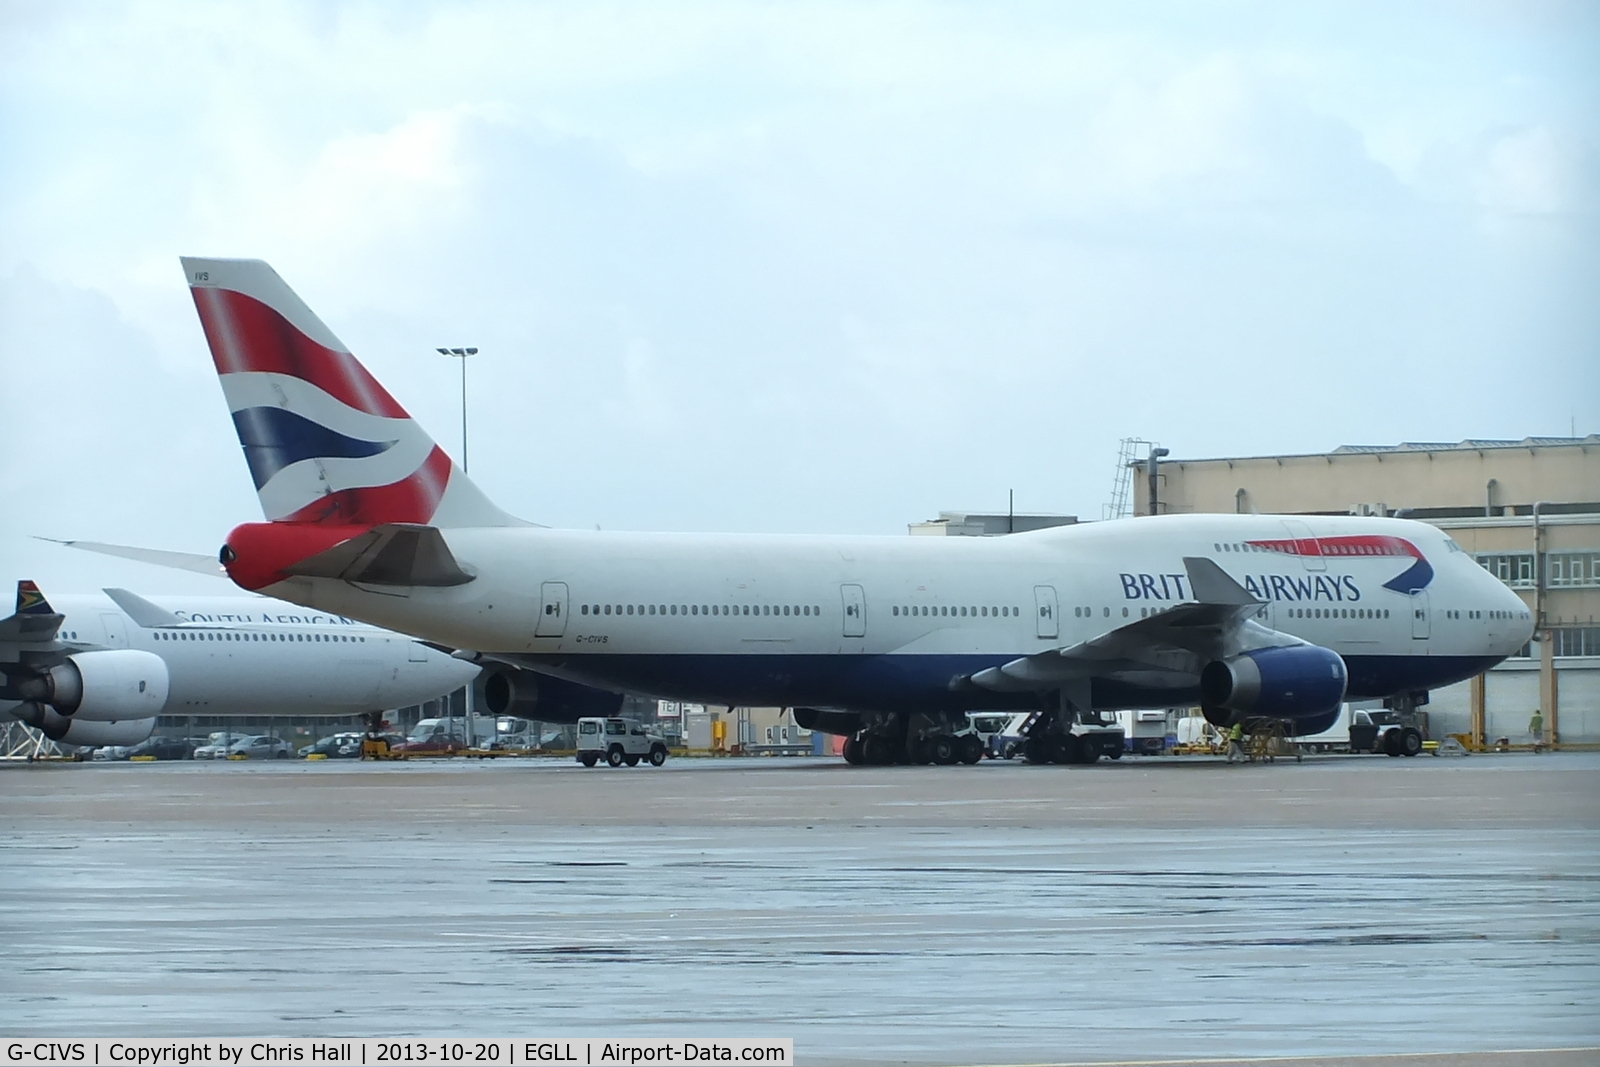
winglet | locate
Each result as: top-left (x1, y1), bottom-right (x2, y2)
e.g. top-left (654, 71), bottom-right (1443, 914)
top-left (103, 588), bottom-right (187, 628)
top-left (1183, 557), bottom-right (1259, 606)
top-left (16, 580), bottom-right (54, 615)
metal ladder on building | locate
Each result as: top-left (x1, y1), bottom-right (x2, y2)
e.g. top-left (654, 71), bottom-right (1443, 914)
top-left (1104, 437), bottom-right (1155, 520)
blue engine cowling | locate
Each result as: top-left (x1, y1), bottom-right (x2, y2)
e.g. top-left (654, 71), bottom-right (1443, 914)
top-left (1200, 645), bottom-right (1347, 730)
top-left (482, 669), bottom-right (623, 724)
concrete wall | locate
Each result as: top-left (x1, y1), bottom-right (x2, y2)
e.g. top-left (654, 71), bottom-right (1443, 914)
top-left (1135, 438), bottom-right (1600, 518)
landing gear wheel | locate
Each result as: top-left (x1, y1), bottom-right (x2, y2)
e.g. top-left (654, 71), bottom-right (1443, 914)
top-left (842, 735), bottom-right (863, 765)
top-left (1107, 747), bottom-right (1123, 760)
top-left (1046, 734), bottom-right (1074, 764)
top-left (906, 737), bottom-right (933, 765)
top-left (861, 735), bottom-right (893, 766)
top-left (931, 736), bottom-right (957, 765)
top-left (648, 745), bottom-right (667, 767)
top-left (624, 754), bottom-right (641, 767)
top-left (1383, 730), bottom-right (1402, 757)
top-left (1079, 739), bottom-right (1100, 764)
top-left (1400, 728), bottom-right (1423, 757)
top-left (579, 753), bottom-right (598, 767)
top-left (607, 746), bottom-right (625, 767)
top-left (1023, 736), bottom-right (1051, 764)
top-left (957, 734), bottom-right (984, 765)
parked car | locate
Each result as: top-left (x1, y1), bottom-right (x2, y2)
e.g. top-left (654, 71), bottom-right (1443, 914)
top-left (227, 735), bottom-right (294, 759)
top-left (91, 745), bottom-right (134, 761)
top-left (299, 732), bottom-right (364, 759)
top-left (124, 735), bottom-right (196, 761)
top-left (193, 735), bottom-right (252, 759)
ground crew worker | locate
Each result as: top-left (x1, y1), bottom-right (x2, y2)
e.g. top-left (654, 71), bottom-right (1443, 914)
top-left (1226, 719), bottom-right (1246, 763)
top-left (1528, 708), bottom-right (1544, 748)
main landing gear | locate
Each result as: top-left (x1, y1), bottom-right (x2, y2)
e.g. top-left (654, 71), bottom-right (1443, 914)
top-left (841, 719), bottom-right (983, 766)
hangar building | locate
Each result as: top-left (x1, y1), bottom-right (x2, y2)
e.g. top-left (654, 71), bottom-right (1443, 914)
top-left (1132, 436), bottom-right (1600, 746)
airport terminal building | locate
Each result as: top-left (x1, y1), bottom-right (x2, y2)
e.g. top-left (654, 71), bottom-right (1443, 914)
top-left (1132, 436), bottom-right (1600, 745)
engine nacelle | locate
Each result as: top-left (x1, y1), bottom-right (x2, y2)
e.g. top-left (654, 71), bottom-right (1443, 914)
top-left (59, 717), bottom-right (157, 747)
top-left (793, 708), bottom-right (863, 736)
top-left (17, 650), bottom-right (170, 721)
top-left (6, 701), bottom-right (155, 746)
top-left (1200, 645), bottom-right (1347, 723)
top-left (482, 669), bottom-right (623, 724)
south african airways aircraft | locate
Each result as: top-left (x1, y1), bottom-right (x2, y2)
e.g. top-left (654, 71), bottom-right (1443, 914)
top-left (181, 256), bottom-right (1534, 765)
top-left (1, 580), bottom-right (478, 749)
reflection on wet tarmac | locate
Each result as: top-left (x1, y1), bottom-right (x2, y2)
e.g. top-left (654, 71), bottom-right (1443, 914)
top-left (2, 758), bottom-right (1597, 1066)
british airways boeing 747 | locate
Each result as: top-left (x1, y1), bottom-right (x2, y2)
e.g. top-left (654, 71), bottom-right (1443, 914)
top-left (182, 257), bottom-right (1534, 765)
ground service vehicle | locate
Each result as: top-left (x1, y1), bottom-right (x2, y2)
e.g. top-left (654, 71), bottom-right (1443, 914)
top-left (576, 717), bottom-right (669, 767)
top-left (1349, 708), bottom-right (1425, 757)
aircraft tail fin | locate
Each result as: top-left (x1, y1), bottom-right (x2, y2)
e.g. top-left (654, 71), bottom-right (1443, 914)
top-left (180, 257), bottom-right (523, 530)
top-left (16, 580), bottom-right (55, 616)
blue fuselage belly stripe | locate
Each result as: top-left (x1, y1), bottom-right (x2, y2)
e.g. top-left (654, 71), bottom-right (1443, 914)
top-left (521, 652), bottom-right (1501, 717)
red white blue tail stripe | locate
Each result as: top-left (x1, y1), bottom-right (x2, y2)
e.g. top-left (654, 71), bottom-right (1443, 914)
top-left (183, 258), bottom-right (513, 529)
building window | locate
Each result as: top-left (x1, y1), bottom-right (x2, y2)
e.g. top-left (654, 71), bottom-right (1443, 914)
top-left (1552, 627), bottom-right (1600, 657)
top-left (1476, 552), bottom-right (1537, 588)
top-left (1547, 551), bottom-right (1600, 588)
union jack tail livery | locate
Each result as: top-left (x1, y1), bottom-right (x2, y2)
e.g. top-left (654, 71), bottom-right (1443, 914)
top-left (183, 257), bottom-right (517, 531)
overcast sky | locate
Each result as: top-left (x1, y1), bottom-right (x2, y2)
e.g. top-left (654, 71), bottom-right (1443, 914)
top-left (2, 0), bottom-right (1597, 596)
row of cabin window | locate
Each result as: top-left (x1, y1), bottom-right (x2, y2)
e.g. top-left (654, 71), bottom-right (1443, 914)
top-left (582, 603), bottom-right (822, 618)
top-left (154, 630), bottom-right (365, 643)
top-left (892, 605), bottom-right (1019, 618)
top-left (1447, 608), bottom-right (1525, 621)
top-left (1285, 607), bottom-right (1390, 619)
top-left (1215, 540), bottom-right (1400, 558)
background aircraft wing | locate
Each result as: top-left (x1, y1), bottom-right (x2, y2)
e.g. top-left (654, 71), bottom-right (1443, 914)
top-left (102, 588), bottom-right (186, 628)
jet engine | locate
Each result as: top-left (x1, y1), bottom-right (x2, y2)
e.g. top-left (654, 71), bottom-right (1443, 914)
top-left (482, 669), bottom-right (623, 724)
top-left (7, 701), bottom-right (156, 746)
top-left (12, 649), bottom-right (170, 722)
top-left (1200, 645), bottom-right (1347, 724)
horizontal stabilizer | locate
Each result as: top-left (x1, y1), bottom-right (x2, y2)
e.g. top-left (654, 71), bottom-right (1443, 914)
top-left (43, 538), bottom-right (227, 577)
top-left (284, 523), bottom-right (474, 588)
top-left (103, 588), bottom-right (186, 628)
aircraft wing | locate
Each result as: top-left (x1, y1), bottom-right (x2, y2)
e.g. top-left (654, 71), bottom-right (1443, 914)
top-left (965, 557), bottom-right (1304, 694)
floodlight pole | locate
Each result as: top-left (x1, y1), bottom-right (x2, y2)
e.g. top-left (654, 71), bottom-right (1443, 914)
top-left (436, 346), bottom-right (478, 473)
top-left (436, 346), bottom-right (479, 749)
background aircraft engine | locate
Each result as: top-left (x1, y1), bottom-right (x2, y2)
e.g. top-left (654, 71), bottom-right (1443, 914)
top-left (7, 702), bottom-right (155, 746)
top-left (17, 650), bottom-right (170, 721)
top-left (1200, 645), bottom-right (1347, 721)
top-left (59, 717), bottom-right (157, 747)
top-left (482, 669), bottom-right (623, 724)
